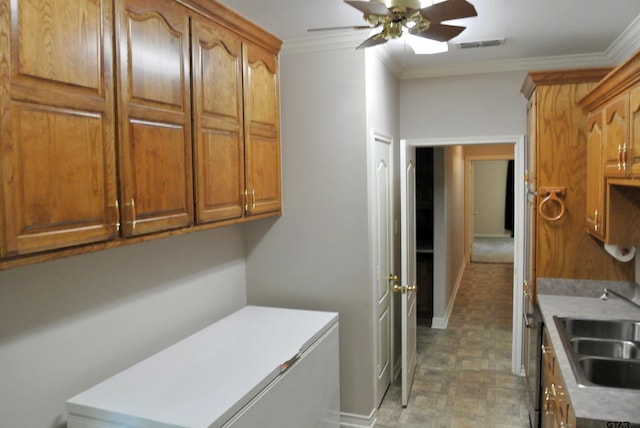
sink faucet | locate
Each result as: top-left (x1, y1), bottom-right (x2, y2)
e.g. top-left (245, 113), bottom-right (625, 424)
top-left (600, 288), bottom-right (640, 310)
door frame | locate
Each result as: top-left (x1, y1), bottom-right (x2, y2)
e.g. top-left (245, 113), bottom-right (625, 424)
top-left (402, 135), bottom-right (525, 375)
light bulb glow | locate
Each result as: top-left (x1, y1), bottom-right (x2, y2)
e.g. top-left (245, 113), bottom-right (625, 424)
top-left (406, 34), bottom-right (448, 54)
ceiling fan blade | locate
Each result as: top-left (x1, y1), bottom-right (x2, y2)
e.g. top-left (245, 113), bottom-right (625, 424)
top-left (420, 0), bottom-right (477, 23)
top-left (356, 33), bottom-right (388, 49)
top-left (308, 25), bottom-right (374, 32)
top-left (345, 0), bottom-right (392, 17)
top-left (411, 22), bottom-right (465, 42)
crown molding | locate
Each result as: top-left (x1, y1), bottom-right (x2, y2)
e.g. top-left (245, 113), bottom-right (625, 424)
top-left (605, 14), bottom-right (640, 65)
top-left (282, 31), bottom-right (364, 55)
top-left (400, 52), bottom-right (613, 80)
top-left (281, 15), bottom-right (640, 80)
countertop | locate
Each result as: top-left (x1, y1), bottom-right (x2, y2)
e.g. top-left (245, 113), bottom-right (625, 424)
top-left (537, 279), bottom-right (640, 427)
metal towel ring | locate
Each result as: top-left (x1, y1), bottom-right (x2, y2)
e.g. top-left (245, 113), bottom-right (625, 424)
top-left (538, 187), bottom-right (566, 222)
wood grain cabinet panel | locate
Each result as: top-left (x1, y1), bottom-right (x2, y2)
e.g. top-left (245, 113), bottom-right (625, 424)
top-left (0, 0), bottom-right (118, 257)
top-left (603, 94), bottom-right (629, 177)
top-left (540, 328), bottom-right (576, 428)
top-left (191, 17), bottom-right (245, 223)
top-left (243, 44), bottom-right (281, 216)
top-left (0, 0), bottom-right (282, 268)
top-left (585, 112), bottom-right (605, 239)
top-left (522, 69), bottom-right (633, 284)
top-left (579, 50), bottom-right (640, 247)
top-left (115, 0), bottom-right (193, 236)
top-left (629, 86), bottom-right (640, 175)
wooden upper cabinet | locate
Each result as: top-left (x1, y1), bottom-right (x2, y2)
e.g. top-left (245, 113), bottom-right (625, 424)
top-left (630, 85), bottom-right (640, 175)
top-left (0, 0), bottom-right (119, 257)
top-left (243, 43), bottom-right (282, 216)
top-left (603, 93), bottom-right (630, 177)
top-left (115, 0), bottom-right (194, 236)
top-left (191, 17), bottom-right (245, 223)
top-left (0, 0), bottom-right (282, 268)
top-left (585, 112), bottom-right (605, 239)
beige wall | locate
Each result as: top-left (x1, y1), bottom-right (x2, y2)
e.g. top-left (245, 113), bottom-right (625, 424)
top-left (472, 160), bottom-right (510, 237)
top-left (244, 47), bottom-right (379, 423)
top-left (0, 227), bottom-right (247, 428)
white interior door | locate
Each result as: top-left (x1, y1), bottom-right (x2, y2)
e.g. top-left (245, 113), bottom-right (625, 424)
top-left (399, 140), bottom-right (417, 407)
top-left (373, 134), bottom-right (392, 406)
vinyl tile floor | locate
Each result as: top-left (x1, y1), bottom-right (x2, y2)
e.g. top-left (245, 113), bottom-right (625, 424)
top-left (375, 263), bottom-right (530, 428)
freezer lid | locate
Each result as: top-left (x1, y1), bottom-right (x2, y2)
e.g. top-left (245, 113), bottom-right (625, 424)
top-left (66, 306), bottom-right (339, 428)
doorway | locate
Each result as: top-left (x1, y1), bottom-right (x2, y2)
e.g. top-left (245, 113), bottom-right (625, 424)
top-left (402, 136), bottom-right (525, 376)
top-left (469, 159), bottom-right (515, 264)
top-left (415, 148), bottom-right (434, 326)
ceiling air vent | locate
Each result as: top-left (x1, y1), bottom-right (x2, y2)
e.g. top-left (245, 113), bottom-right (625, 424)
top-left (456, 38), bottom-right (505, 49)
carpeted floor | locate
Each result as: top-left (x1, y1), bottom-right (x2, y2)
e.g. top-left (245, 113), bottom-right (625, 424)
top-left (471, 237), bottom-right (514, 264)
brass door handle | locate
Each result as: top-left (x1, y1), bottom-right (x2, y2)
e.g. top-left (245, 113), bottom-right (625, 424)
top-left (124, 198), bottom-right (136, 229)
top-left (388, 274), bottom-right (398, 281)
top-left (393, 284), bottom-right (418, 294)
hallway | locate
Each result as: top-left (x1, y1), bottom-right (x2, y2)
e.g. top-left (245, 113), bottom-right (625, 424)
top-left (375, 263), bottom-right (529, 427)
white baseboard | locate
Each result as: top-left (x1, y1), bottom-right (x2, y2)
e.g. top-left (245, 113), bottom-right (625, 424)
top-left (431, 260), bottom-right (467, 330)
top-left (340, 409), bottom-right (376, 427)
top-left (431, 316), bottom-right (448, 329)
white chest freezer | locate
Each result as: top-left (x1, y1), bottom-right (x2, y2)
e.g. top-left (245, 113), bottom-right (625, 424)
top-left (66, 306), bottom-right (340, 428)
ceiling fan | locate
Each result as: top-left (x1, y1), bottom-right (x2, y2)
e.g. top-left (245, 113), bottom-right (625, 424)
top-left (309, 0), bottom-right (478, 50)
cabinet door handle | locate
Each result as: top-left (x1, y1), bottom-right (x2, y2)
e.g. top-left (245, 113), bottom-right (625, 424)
top-left (594, 209), bottom-right (599, 232)
top-left (618, 144), bottom-right (622, 170)
top-left (623, 144), bottom-right (628, 170)
top-left (543, 387), bottom-right (555, 415)
top-left (251, 189), bottom-right (256, 210)
top-left (243, 189), bottom-right (249, 212)
top-left (125, 198), bottom-right (136, 229)
top-left (110, 200), bottom-right (121, 232)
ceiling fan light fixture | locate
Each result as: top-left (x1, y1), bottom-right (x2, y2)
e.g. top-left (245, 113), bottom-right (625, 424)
top-left (406, 33), bottom-right (448, 54)
top-left (313, 0), bottom-right (476, 50)
top-left (382, 21), bottom-right (404, 39)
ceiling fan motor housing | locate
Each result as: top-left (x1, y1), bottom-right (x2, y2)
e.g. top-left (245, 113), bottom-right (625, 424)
top-left (379, 0), bottom-right (422, 10)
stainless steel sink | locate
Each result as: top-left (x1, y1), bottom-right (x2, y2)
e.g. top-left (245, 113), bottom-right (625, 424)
top-left (560, 318), bottom-right (640, 341)
top-left (579, 357), bottom-right (640, 389)
top-left (570, 338), bottom-right (640, 359)
top-left (554, 316), bottom-right (640, 390)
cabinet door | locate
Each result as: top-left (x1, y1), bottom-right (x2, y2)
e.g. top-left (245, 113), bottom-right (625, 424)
top-left (191, 18), bottom-right (245, 223)
top-left (115, 0), bottom-right (193, 236)
top-left (630, 86), bottom-right (640, 176)
top-left (243, 44), bottom-right (281, 216)
top-left (585, 112), bottom-right (605, 240)
top-left (603, 94), bottom-right (629, 177)
top-left (0, 0), bottom-right (118, 257)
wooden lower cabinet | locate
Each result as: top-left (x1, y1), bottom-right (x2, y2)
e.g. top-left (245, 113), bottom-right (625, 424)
top-left (541, 328), bottom-right (576, 428)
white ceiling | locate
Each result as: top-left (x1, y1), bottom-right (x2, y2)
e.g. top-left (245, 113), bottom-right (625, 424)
top-left (218, 0), bottom-right (640, 78)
